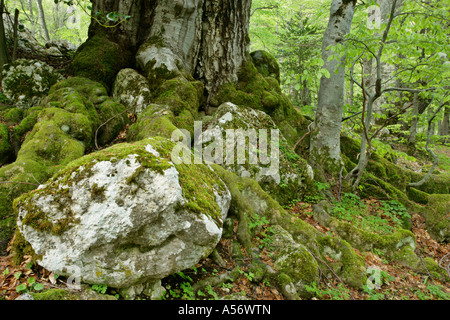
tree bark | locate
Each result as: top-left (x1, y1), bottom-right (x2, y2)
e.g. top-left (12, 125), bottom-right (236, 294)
top-left (0, 0), bottom-right (10, 74)
top-left (87, 0), bottom-right (251, 100)
top-left (309, 0), bottom-right (357, 175)
top-left (36, 0), bottom-right (50, 42)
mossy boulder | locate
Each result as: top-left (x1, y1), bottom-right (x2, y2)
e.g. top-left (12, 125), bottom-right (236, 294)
top-left (0, 122), bottom-right (12, 165)
top-left (127, 104), bottom-right (181, 142)
top-left (68, 34), bottom-right (129, 91)
top-left (1, 59), bottom-right (64, 109)
top-left (112, 68), bottom-right (152, 115)
top-left (154, 75), bottom-right (203, 117)
top-left (340, 135), bottom-right (449, 202)
top-left (14, 137), bottom-right (231, 293)
top-left (250, 50), bottom-right (280, 84)
top-left (136, 41), bottom-right (181, 90)
top-left (270, 225), bottom-right (320, 298)
top-left (209, 55), bottom-right (310, 149)
top-left (199, 102), bottom-right (314, 205)
top-left (214, 165), bottom-right (367, 290)
top-left (423, 194), bottom-right (450, 243)
top-left (1, 77), bottom-right (128, 255)
top-left (2, 108), bottom-right (23, 124)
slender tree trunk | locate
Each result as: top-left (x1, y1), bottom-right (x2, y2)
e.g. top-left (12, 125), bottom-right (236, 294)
top-left (0, 0), bottom-right (10, 74)
top-left (407, 93), bottom-right (419, 153)
top-left (309, 0), bottom-right (357, 176)
top-left (36, 0), bottom-right (49, 42)
top-left (440, 104), bottom-right (449, 136)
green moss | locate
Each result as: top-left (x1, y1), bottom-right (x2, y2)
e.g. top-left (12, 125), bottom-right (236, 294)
top-left (341, 135), bottom-right (449, 196)
top-left (422, 194), bottom-right (450, 242)
top-left (423, 257), bottom-right (449, 282)
top-left (30, 289), bottom-right (69, 300)
top-left (2, 78), bottom-right (125, 255)
top-left (0, 123), bottom-right (12, 165)
top-left (274, 243), bottom-right (320, 298)
top-left (175, 161), bottom-right (228, 226)
top-left (250, 50), bottom-right (281, 84)
top-left (154, 76), bottom-right (202, 117)
top-left (68, 34), bottom-right (129, 91)
top-left (317, 236), bottom-right (367, 288)
top-left (3, 108), bottom-right (23, 123)
top-left (407, 187), bottom-right (430, 205)
top-left (10, 229), bottom-right (40, 266)
top-left (12, 106), bottom-right (42, 140)
top-left (127, 105), bottom-right (179, 141)
top-left (213, 165), bottom-right (366, 288)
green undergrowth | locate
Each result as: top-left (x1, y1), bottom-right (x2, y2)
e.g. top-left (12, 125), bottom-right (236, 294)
top-left (329, 193), bottom-right (411, 235)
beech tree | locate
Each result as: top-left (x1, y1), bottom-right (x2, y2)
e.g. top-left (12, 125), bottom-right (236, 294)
top-left (74, 0), bottom-right (252, 102)
top-left (309, 0), bottom-right (357, 178)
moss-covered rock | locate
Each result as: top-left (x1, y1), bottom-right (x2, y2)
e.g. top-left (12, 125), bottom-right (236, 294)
top-left (270, 225), bottom-right (319, 298)
top-left (136, 41), bottom-right (181, 91)
top-left (2, 108), bottom-right (23, 124)
top-left (250, 50), bottom-right (281, 84)
top-left (68, 34), bottom-right (129, 91)
top-left (340, 135), bottom-right (449, 203)
top-left (213, 165), bottom-right (367, 289)
top-left (26, 287), bottom-right (117, 300)
top-left (127, 104), bottom-right (180, 142)
top-left (0, 122), bottom-right (12, 165)
top-left (14, 137), bottom-right (231, 292)
top-left (210, 54), bottom-right (310, 149)
top-left (1, 77), bottom-right (128, 256)
top-left (1, 59), bottom-right (64, 109)
top-left (112, 68), bottom-right (152, 115)
top-left (154, 76), bottom-right (203, 117)
top-left (423, 194), bottom-right (450, 242)
top-left (200, 102), bottom-right (314, 205)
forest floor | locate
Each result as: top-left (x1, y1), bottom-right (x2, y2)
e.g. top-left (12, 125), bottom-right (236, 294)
top-left (1, 192), bottom-right (449, 300)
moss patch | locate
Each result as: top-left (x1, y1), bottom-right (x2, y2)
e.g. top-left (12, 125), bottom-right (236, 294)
top-left (68, 34), bottom-right (130, 91)
top-left (422, 194), bottom-right (450, 243)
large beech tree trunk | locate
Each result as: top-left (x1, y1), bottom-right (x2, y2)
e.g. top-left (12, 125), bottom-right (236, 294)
top-left (87, 0), bottom-right (252, 100)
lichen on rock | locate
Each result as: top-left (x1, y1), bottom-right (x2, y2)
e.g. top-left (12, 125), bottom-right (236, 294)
top-left (112, 68), bottom-right (152, 115)
top-left (1, 77), bottom-right (129, 255)
top-left (199, 102), bottom-right (314, 205)
top-left (1, 59), bottom-right (64, 109)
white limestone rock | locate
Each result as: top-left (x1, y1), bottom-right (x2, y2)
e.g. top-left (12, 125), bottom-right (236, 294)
top-left (112, 68), bottom-right (152, 115)
top-left (199, 102), bottom-right (314, 204)
top-left (16, 137), bottom-right (231, 292)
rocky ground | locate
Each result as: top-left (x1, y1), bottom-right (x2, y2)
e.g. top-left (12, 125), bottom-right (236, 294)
top-left (1, 198), bottom-right (448, 300)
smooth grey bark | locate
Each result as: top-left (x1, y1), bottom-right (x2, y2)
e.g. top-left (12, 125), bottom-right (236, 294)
top-left (439, 105), bottom-right (449, 136)
top-left (36, 0), bottom-right (50, 41)
top-left (309, 0), bottom-right (357, 175)
top-left (88, 0), bottom-right (251, 99)
top-left (345, 0), bottom-right (399, 189)
top-left (408, 93), bottom-right (419, 147)
top-left (409, 93), bottom-right (448, 187)
top-left (0, 0), bottom-right (10, 74)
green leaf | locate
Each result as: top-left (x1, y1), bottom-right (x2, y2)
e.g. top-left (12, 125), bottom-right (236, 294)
top-left (16, 284), bottom-right (27, 293)
top-left (33, 283), bottom-right (44, 291)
